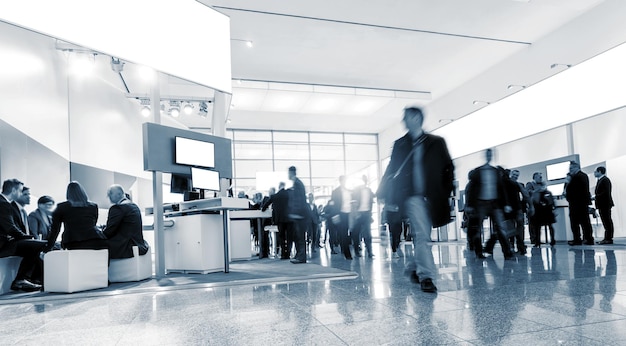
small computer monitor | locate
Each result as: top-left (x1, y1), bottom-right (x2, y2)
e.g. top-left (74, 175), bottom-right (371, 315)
top-left (191, 167), bottom-right (220, 191)
top-left (546, 161), bottom-right (570, 181)
top-left (175, 136), bottom-right (215, 168)
top-left (170, 174), bottom-right (191, 194)
top-left (546, 183), bottom-right (565, 196)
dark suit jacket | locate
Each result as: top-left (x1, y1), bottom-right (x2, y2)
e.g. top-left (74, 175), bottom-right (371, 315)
top-left (262, 189), bottom-right (290, 224)
top-left (378, 133), bottom-right (454, 228)
top-left (0, 195), bottom-right (30, 254)
top-left (48, 201), bottom-right (103, 249)
top-left (565, 171), bottom-right (591, 207)
top-left (466, 165), bottom-right (510, 210)
top-left (309, 203), bottom-right (320, 225)
top-left (11, 201), bottom-right (28, 234)
top-left (288, 178), bottom-right (309, 221)
top-left (28, 209), bottom-right (52, 240)
top-left (595, 176), bottom-right (614, 210)
top-left (330, 186), bottom-right (352, 216)
top-left (103, 200), bottom-right (148, 259)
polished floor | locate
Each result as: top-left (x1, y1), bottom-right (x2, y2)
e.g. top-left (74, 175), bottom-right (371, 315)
top-left (2, 237), bottom-right (626, 345)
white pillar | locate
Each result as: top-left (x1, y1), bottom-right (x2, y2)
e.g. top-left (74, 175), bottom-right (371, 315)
top-left (150, 75), bottom-right (166, 277)
top-left (212, 91), bottom-right (228, 137)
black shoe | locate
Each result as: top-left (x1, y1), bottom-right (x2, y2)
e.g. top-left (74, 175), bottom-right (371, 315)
top-left (597, 239), bottom-right (613, 245)
top-left (483, 248), bottom-right (493, 255)
top-left (330, 250), bottom-right (338, 254)
top-left (355, 252), bottom-right (362, 257)
top-left (280, 256), bottom-right (290, 260)
top-left (550, 241), bottom-right (556, 246)
top-left (11, 279), bottom-right (42, 292)
top-left (368, 254), bottom-right (374, 258)
top-left (345, 256), bottom-right (353, 260)
top-left (568, 240), bottom-right (582, 246)
top-left (477, 254), bottom-right (487, 259)
top-left (584, 240), bottom-right (595, 245)
top-left (410, 271), bottom-right (420, 284)
top-left (420, 278), bottom-right (437, 293)
top-left (290, 259), bottom-right (306, 264)
top-left (518, 248), bottom-right (527, 255)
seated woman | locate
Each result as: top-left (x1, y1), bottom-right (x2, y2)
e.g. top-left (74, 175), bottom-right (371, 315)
top-left (28, 195), bottom-right (61, 250)
top-left (45, 181), bottom-right (107, 252)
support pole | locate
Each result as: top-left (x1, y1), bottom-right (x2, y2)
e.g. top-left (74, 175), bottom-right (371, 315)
top-left (150, 74), bottom-right (166, 277)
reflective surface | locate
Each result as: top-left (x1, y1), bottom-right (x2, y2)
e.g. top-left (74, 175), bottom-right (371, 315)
top-left (2, 240), bottom-right (626, 345)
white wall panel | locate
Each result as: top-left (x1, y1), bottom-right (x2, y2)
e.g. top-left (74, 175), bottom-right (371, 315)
top-left (495, 126), bottom-right (569, 169)
top-left (573, 108), bottom-right (626, 166)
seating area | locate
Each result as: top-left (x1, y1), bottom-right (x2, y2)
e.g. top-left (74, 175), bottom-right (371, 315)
top-left (1, 246), bottom-right (152, 295)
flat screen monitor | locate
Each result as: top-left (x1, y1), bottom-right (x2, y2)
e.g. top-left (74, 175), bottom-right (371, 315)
top-left (170, 174), bottom-right (190, 194)
top-left (547, 183), bottom-right (565, 196)
top-left (546, 161), bottom-right (570, 181)
top-left (191, 167), bottom-right (220, 191)
top-left (175, 136), bottom-right (215, 168)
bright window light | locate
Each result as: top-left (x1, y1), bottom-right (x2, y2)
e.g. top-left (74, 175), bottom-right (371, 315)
top-left (0, 0), bottom-right (232, 93)
top-left (0, 49), bottom-right (44, 77)
top-left (433, 42), bottom-right (626, 158)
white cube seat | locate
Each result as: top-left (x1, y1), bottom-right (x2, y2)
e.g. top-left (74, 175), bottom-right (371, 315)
top-left (108, 246), bottom-right (152, 283)
top-left (44, 249), bottom-right (109, 293)
top-left (0, 256), bottom-right (22, 295)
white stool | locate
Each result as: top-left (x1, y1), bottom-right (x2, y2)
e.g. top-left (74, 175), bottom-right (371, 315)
top-left (44, 249), bottom-right (109, 293)
top-left (108, 246), bottom-right (152, 283)
top-left (0, 256), bottom-right (22, 295)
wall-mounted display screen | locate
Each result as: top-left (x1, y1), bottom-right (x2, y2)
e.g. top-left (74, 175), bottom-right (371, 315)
top-left (175, 137), bottom-right (215, 168)
top-left (546, 161), bottom-right (570, 181)
top-left (547, 183), bottom-right (565, 196)
top-left (191, 167), bottom-right (220, 191)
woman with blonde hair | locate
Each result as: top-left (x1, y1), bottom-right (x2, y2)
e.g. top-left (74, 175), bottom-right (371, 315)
top-left (45, 181), bottom-right (107, 251)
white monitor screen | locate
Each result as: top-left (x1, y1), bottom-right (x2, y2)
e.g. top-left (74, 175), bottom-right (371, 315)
top-left (546, 161), bottom-right (570, 181)
top-left (546, 183), bottom-right (565, 196)
top-left (191, 168), bottom-right (220, 191)
top-left (175, 137), bottom-right (215, 168)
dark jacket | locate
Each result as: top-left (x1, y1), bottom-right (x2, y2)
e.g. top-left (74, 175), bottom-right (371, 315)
top-left (309, 203), bottom-right (321, 225)
top-left (595, 176), bottom-right (614, 210)
top-left (28, 209), bottom-right (52, 240)
top-left (378, 133), bottom-right (454, 228)
top-left (262, 188), bottom-right (290, 224)
top-left (103, 200), bottom-right (149, 259)
top-left (0, 195), bottom-right (31, 253)
top-left (11, 202), bottom-right (28, 234)
top-left (48, 201), bottom-right (104, 249)
top-left (565, 171), bottom-right (591, 207)
top-left (330, 186), bottom-right (352, 216)
top-left (288, 178), bottom-right (309, 221)
top-left (466, 165), bottom-right (510, 209)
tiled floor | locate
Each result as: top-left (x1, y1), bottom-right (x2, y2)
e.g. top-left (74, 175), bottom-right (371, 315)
top-left (1, 238), bottom-right (626, 345)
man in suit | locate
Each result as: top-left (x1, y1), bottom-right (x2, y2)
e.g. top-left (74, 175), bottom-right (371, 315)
top-left (330, 175), bottom-right (354, 260)
top-left (28, 195), bottom-right (55, 242)
top-left (594, 166), bottom-right (615, 245)
top-left (377, 107), bottom-right (455, 293)
top-left (0, 179), bottom-right (46, 291)
top-left (103, 185), bottom-right (149, 259)
top-left (12, 186), bottom-right (31, 236)
top-left (262, 183), bottom-right (291, 259)
top-left (287, 166), bottom-right (309, 264)
top-left (307, 193), bottom-right (321, 252)
top-left (352, 175), bottom-right (375, 258)
top-left (565, 161), bottom-right (594, 245)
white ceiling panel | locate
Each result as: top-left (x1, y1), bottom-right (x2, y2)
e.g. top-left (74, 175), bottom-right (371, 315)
top-left (260, 90), bottom-right (311, 112)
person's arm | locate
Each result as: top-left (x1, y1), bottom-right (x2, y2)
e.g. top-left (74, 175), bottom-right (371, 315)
top-left (27, 213), bottom-right (41, 239)
top-left (0, 202), bottom-right (29, 239)
top-left (261, 195), bottom-right (273, 212)
top-left (47, 207), bottom-right (63, 251)
top-left (103, 205), bottom-right (124, 238)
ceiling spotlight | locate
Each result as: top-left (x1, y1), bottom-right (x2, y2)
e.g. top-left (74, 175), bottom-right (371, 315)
top-left (472, 100), bottom-right (490, 105)
top-left (550, 63), bottom-right (572, 69)
top-left (507, 84), bottom-right (526, 90)
top-left (110, 57), bottom-right (124, 73)
top-left (246, 40), bottom-right (253, 48)
top-left (183, 102), bottom-right (194, 115)
top-left (140, 99), bottom-right (151, 117)
top-left (198, 101), bottom-right (208, 118)
top-left (169, 101), bottom-right (180, 117)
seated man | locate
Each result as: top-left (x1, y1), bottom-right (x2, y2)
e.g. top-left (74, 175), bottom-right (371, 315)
top-left (102, 185), bottom-right (149, 259)
top-left (0, 179), bottom-right (46, 291)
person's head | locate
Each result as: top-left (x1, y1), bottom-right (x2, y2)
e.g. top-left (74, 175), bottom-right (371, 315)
top-left (532, 172), bottom-right (543, 183)
top-left (107, 184), bottom-right (126, 204)
top-left (510, 169), bottom-right (520, 182)
top-left (594, 166), bottom-right (606, 178)
top-left (278, 182), bottom-right (286, 190)
top-left (569, 160), bottom-right (581, 175)
top-left (268, 187), bottom-right (276, 196)
top-left (66, 181), bottom-right (89, 207)
top-left (254, 192), bottom-right (262, 203)
top-left (288, 166), bottom-right (297, 180)
top-left (339, 175), bottom-right (346, 188)
top-left (362, 175), bottom-right (368, 185)
top-left (308, 193), bottom-right (314, 203)
top-left (237, 191), bottom-right (246, 198)
top-left (485, 148), bottom-right (493, 164)
top-left (402, 107), bottom-right (425, 137)
top-left (37, 195), bottom-right (55, 215)
top-left (2, 179), bottom-right (24, 201)
top-left (16, 186), bottom-right (31, 206)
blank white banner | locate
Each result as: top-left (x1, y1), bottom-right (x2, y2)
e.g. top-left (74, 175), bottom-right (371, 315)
top-left (0, 0), bottom-right (231, 93)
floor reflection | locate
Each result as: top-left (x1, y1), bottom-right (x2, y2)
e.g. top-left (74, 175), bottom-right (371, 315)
top-left (1, 240), bottom-right (626, 345)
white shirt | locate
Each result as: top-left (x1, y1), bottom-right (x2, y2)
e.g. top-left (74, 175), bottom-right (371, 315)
top-left (358, 188), bottom-right (371, 212)
top-left (341, 188), bottom-right (352, 213)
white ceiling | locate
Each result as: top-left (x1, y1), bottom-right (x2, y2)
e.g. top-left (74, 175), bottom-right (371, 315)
top-left (124, 0), bottom-right (626, 135)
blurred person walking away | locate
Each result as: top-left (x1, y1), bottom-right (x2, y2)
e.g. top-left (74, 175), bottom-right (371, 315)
top-left (565, 161), bottom-right (593, 245)
top-left (508, 169), bottom-right (534, 254)
top-left (329, 176), bottom-right (354, 260)
top-left (262, 182), bottom-right (291, 259)
top-left (530, 182), bottom-right (556, 247)
top-left (352, 175), bottom-right (375, 258)
top-left (287, 166), bottom-right (309, 264)
top-left (377, 107), bottom-right (455, 293)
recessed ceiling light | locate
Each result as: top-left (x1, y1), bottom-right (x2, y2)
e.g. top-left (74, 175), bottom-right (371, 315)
top-left (183, 102), bottom-right (194, 115)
